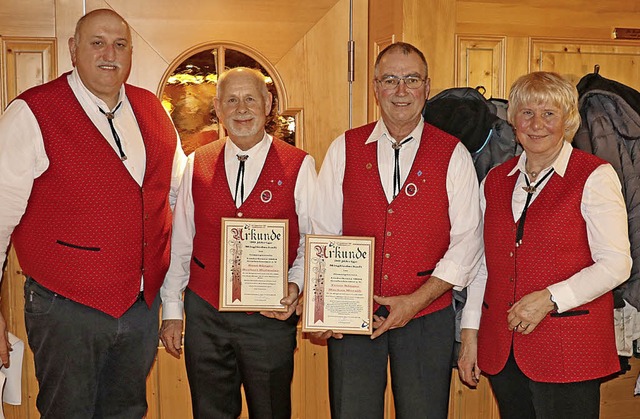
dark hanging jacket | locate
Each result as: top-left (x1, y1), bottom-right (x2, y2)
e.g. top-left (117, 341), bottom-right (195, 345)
top-left (574, 73), bottom-right (640, 310)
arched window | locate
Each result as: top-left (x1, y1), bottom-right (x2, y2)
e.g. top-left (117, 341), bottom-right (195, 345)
top-left (157, 42), bottom-right (300, 155)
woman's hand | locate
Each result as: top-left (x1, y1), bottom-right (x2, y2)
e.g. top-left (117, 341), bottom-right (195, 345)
top-left (507, 289), bottom-right (556, 334)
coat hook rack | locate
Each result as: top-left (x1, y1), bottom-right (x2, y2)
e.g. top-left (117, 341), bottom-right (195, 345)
top-left (594, 64), bottom-right (600, 75)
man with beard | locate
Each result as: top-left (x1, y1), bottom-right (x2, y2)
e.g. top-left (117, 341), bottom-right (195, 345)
top-left (160, 67), bottom-right (316, 419)
top-left (0, 9), bottom-right (186, 418)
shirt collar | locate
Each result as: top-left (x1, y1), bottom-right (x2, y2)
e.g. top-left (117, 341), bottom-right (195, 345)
top-left (224, 131), bottom-right (271, 159)
top-left (365, 117), bottom-right (424, 145)
top-left (509, 141), bottom-right (573, 178)
top-left (68, 68), bottom-right (126, 112)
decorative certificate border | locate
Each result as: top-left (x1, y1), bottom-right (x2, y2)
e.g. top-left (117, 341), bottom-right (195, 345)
top-left (219, 218), bottom-right (289, 312)
top-left (302, 235), bottom-right (374, 335)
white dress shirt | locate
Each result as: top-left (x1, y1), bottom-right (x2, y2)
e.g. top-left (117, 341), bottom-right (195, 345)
top-left (461, 141), bottom-right (632, 329)
top-left (160, 133), bottom-right (317, 320)
top-left (0, 69), bottom-right (187, 281)
top-left (312, 118), bottom-right (483, 290)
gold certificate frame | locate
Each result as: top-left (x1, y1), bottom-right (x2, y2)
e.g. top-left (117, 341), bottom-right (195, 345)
top-left (219, 218), bottom-right (289, 312)
top-left (302, 235), bottom-right (375, 335)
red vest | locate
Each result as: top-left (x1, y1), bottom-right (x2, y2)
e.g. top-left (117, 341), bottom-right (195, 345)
top-left (342, 122), bottom-right (457, 318)
top-left (12, 74), bottom-right (177, 318)
top-left (188, 138), bottom-right (306, 309)
top-left (478, 149), bottom-right (619, 382)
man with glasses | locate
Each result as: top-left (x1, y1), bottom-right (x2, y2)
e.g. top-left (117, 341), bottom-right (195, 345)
top-left (312, 42), bottom-right (483, 418)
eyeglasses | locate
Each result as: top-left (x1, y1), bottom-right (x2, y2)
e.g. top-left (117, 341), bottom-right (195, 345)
top-left (375, 75), bottom-right (426, 90)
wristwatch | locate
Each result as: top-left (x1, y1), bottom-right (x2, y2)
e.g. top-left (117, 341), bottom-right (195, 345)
top-left (549, 293), bottom-right (558, 311)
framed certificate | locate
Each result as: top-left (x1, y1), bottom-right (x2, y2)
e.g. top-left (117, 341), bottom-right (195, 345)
top-left (219, 218), bottom-right (289, 311)
top-left (302, 235), bottom-right (374, 335)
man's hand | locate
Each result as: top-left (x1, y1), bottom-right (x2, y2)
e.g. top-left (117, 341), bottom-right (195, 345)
top-left (370, 293), bottom-right (422, 339)
top-left (0, 312), bottom-right (10, 367)
top-left (507, 289), bottom-right (555, 335)
top-left (457, 328), bottom-right (481, 387)
top-left (261, 283), bottom-right (300, 321)
top-left (159, 319), bottom-right (183, 359)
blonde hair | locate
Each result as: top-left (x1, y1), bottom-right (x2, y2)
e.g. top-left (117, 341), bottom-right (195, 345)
top-left (507, 71), bottom-right (581, 142)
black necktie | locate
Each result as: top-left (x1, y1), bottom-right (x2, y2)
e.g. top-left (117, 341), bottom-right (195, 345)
top-left (235, 154), bottom-right (248, 206)
top-left (515, 168), bottom-right (555, 246)
top-left (99, 102), bottom-right (126, 161)
top-left (392, 137), bottom-right (413, 198)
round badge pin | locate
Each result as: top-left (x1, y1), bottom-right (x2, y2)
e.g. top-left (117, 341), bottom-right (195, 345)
top-left (261, 190), bottom-right (273, 203)
top-left (405, 183), bottom-right (418, 197)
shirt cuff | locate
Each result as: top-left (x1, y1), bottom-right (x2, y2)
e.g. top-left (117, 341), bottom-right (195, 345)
top-left (432, 259), bottom-right (469, 291)
top-left (161, 300), bottom-right (184, 321)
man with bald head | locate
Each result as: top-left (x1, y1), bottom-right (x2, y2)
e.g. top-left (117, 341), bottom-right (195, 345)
top-left (0, 8), bottom-right (186, 418)
top-left (160, 67), bottom-right (316, 418)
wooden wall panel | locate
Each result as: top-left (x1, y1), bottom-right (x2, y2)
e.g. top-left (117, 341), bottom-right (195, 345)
top-left (404, 0), bottom-right (456, 95)
top-left (531, 38), bottom-right (640, 90)
top-left (1, 37), bottom-right (56, 106)
top-left (276, 0), bottom-right (369, 169)
top-left (0, 0), bottom-right (54, 37)
top-left (456, 36), bottom-right (506, 98)
top-left (457, 0), bottom-right (640, 40)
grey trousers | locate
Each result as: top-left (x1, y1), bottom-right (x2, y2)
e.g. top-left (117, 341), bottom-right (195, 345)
top-left (24, 277), bottom-right (159, 419)
top-left (328, 305), bottom-right (455, 419)
top-left (488, 349), bottom-right (601, 419)
top-left (184, 289), bottom-right (298, 419)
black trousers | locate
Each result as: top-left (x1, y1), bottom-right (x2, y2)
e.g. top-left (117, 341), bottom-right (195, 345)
top-left (184, 289), bottom-right (298, 419)
top-left (328, 306), bottom-right (455, 419)
top-left (488, 350), bottom-right (601, 419)
top-left (24, 277), bottom-right (159, 419)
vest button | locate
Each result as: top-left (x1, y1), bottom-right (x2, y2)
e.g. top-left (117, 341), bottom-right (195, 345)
top-left (385, 253), bottom-right (390, 259)
top-left (383, 274), bottom-right (389, 280)
top-left (509, 252), bottom-right (513, 257)
top-left (141, 267), bottom-right (145, 273)
top-left (145, 214), bottom-right (149, 220)
top-left (386, 231), bottom-right (392, 237)
top-left (510, 277), bottom-right (514, 282)
top-left (387, 208), bottom-right (394, 214)
top-left (144, 242), bottom-right (148, 247)
top-left (237, 212), bottom-right (244, 217)
top-left (508, 301), bottom-right (513, 307)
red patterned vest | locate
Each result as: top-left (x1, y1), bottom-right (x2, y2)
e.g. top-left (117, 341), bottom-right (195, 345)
top-left (478, 149), bottom-right (619, 382)
top-left (12, 74), bottom-right (177, 318)
top-left (343, 122), bottom-right (457, 318)
top-left (188, 138), bottom-right (306, 309)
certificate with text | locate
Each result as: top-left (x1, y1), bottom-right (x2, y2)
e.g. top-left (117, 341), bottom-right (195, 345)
top-left (219, 218), bottom-right (289, 312)
top-left (302, 235), bottom-right (374, 335)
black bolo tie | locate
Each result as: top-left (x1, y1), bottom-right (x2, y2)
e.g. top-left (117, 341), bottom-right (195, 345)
top-left (235, 154), bottom-right (249, 205)
top-left (515, 168), bottom-right (555, 246)
top-left (99, 102), bottom-right (126, 161)
top-left (392, 137), bottom-right (413, 198)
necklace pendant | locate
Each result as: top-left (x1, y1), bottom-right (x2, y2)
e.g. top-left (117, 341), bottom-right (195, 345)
top-left (522, 185), bottom-right (536, 194)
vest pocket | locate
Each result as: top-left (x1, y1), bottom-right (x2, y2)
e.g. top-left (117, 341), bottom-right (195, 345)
top-left (192, 256), bottom-right (205, 269)
top-left (56, 239), bottom-right (100, 252)
top-left (550, 309), bottom-right (589, 318)
top-left (417, 268), bottom-right (435, 276)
